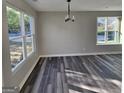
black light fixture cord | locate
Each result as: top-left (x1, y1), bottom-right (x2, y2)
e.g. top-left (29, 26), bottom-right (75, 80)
top-left (68, 2), bottom-right (71, 17)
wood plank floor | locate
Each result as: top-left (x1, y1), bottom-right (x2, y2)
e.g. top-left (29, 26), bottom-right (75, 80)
top-left (21, 54), bottom-right (122, 93)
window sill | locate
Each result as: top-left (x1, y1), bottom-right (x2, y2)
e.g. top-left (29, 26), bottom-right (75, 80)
top-left (96, 43), bottom-right (122, 45)
top-left (12, 51), bottom-right (35, 75)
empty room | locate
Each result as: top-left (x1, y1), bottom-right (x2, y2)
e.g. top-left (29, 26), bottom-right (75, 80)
top-left (2, 0), bottom-right (122, 93)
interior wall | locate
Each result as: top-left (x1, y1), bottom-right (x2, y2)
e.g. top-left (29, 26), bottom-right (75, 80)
top-left (38, 11), bottom-right (122, 56)
top-left (3, 0), bottom-right (38, 88)
top-left (2, 0), bottom-right (12, 87)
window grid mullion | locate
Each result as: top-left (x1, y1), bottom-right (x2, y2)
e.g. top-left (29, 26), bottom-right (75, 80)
top-left (21, 13), bottom-right (27, 59)
top-left (119, 18), bottom-right (122, 43)
top-left (104, 17), bottom-right (108, 43)
top-left (31, 18), bottom-right (35, 52)
top-left (114, 31), bottom-right (117, 42)
top-left (32, 34), bottom-right (35, 52)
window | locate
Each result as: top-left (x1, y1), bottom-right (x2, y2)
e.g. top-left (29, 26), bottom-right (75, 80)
top-left (7, 6), bottom-right (35, 69)
top-left (24, 14), bottom-right (34, 56)
top-left (97, 17), bottom-right (122, 44)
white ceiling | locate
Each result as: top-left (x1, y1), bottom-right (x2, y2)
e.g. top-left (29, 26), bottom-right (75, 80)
top-left (25, 0), bottom-right (122, 11)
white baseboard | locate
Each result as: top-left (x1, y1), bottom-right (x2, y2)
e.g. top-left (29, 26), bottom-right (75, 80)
top-left (19, 56), bottom-right (41, 90)
top-left (40, 51), bottom-right (122, 57)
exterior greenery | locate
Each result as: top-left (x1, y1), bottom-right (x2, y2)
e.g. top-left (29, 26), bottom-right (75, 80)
top-left (7, 7), bottom-right (30, 34)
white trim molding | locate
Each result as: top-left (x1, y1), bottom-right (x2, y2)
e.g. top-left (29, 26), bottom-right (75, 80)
top-left (39, 51), bottom-right (122, 57)
top-left (18, 56), bottom-right (41, 90)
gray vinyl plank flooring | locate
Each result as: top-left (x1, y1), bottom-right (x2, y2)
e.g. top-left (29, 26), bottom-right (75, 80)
top-left (21, 54), bottom-right (122, 93)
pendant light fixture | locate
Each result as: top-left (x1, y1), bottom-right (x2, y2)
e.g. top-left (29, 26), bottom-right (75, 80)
top-left (65, 0), bottom-right (75, 22)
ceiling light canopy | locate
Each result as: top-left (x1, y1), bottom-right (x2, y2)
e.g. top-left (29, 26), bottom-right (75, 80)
top-left (65, 0), bottom-right (75, 22)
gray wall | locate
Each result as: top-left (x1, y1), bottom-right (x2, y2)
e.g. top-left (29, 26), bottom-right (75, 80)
top-left (38, 11), bottom-right (122, 56)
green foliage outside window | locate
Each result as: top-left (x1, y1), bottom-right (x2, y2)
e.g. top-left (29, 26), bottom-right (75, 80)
top-left (7, 7), bottom-right (30, 33)
top-left (7, 7), bottom-right (20, 33)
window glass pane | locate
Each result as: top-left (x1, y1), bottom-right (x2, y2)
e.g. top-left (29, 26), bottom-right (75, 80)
top-left (97, 31), bottom-right (105, 43)
top-left (107, 17), bottom-right (117, 31)
top-left (26, 35), bottom-right (33, 56)
top-left (9, 38), bottom-right (24, 68)
top-left (97, 17), bottom-right (105, 31)
top-left (7, 6), bottom-right (24, 68)
top-left (107, 31), bottom-right (115, 43)
top-left (120, 19), bottom-right (122, 43)
top-left (97, 17), bottom-right (106, 43)
top-left (107, 17), bottom-right (120, 43)
top-left (7, 6), bottom-right (21, 37)
top-left (24, 14), bottom-right (32, 35)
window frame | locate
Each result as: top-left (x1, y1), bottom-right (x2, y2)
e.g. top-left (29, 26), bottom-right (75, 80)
top-left (96, 16), bottom-right (122, 45)
top-left (6, 4), bottom-right (36, 71)
top-left (23, 13), bottom-right (35, 56)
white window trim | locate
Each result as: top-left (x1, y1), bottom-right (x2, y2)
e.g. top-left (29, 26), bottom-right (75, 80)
top-left (6, 4), bottom-right (36, 71)
top-left (96, 16), bottom-right (122, 45)
top-left (12, 52), bottom-right (35, 74)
